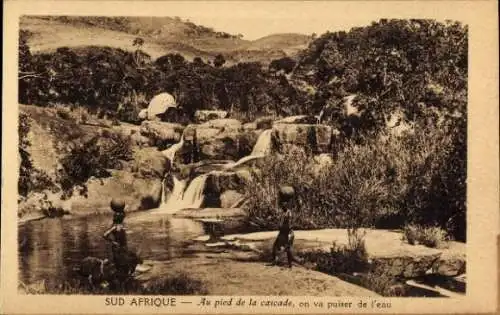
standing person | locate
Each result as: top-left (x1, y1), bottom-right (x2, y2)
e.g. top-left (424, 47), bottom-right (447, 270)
top-left (271, 186), bottom-right (297, 268)
top-left (103, 199), bottom-right (130, 290)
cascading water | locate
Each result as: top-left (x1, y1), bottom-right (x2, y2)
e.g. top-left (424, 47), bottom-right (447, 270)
top-left (223, 129), bottom-right (272, 170)
top-left (156, 174), bottom-right (208, 214)
top-left (162, 135), bottom-right (185, 162)
top-left (251, 129), bottom-right (272, 156)
top-left (156, 128), bottom-right (273, 213)
top-left (178, 174), bottom-right (209, 209)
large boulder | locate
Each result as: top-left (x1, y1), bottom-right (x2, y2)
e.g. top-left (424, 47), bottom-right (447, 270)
top-left (369, 252), bottom-right (442, 278)
top-left (145, 92), bottom-right (176, 120)
top-left (243, 122), bottom-right (258, 132)
top-left (131, 147), bottom-right (170, 178)
top-left (272, 124), bottom-right (332, 153)
top-left (203, 171), bottom-right (250, 207)
top-left (194, 110), bottom-right (228, 123)
top-left (140, 121), bottom-right (184, 147)
top-left (183, 123), bottom-right (259, 161)
top-left (205, 171), bottom-right (248, 194)
top-left (71, 170), bottom-right (163, 213)
top-left (130, 132), bottom-right (152, 147)
top-left (431, 251), bottom-right (466, 277)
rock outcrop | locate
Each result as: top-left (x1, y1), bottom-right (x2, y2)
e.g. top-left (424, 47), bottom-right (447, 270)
top-left (71, 170), bottom-right (163, 212)
top-left (131, 147), bottom-right (170, 178)
top-left (203, 170), bottom-right (252, 207)
top-left (215, 229), bottom-right (465, 281)
top-left (182, 121), bottom-right (260, 161)
top-left (274, 115), bottom-right (317, 124)
top-left (272, 123), bottom-right (333, 153)
top-left (140, 121), bottom-right (184, 146)
top-left (194, 110), bottom-right (228, 123)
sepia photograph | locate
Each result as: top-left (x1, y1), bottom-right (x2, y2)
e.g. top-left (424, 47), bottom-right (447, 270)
top-left (2, 0), bottom-right (498, 314)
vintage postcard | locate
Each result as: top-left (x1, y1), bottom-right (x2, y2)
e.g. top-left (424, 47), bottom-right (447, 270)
top-left (1, 0), bottom-right (499, 314)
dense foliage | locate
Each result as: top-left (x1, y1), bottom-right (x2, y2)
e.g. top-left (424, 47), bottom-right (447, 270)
top-left (58, 132), bottom-right (133, 198)
top-left (19, 39), bottom-right (301, 123)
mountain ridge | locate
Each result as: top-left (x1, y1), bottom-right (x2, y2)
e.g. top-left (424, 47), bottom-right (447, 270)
top-left (20, 16), bottom-right (312, 64)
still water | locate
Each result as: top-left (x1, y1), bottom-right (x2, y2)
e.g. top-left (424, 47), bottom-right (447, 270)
top-left (18, 212), bottom-right (206, 287)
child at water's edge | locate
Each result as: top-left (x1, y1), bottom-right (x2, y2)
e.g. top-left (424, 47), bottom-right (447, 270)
top-left (271, 186), bottom-right (297, 268)
top-left (102, 199), bottom-right (131, 285)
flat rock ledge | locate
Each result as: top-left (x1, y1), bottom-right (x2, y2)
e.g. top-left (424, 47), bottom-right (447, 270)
top-left (195, 229), bottom-right (465, 280)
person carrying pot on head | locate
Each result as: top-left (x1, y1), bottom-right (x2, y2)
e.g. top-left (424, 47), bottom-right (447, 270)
top-left (271, 185), bottom-right (298, 268)
top-left (103, 199), bottom-right (131, 288)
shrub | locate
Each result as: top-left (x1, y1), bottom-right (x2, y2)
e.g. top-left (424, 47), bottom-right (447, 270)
top-left (116, 91), bottom-right (148, 124)
top-left (244, 123), bottom-right (465, 242)
top-left (55, 106), bottom-right (72, 120)
top-left (300, 229), bottom-right (369, 274)
top-left (402, 224), bottom-right (448, 248)
top-left (57, 133), bottom-right (133, 197)
top-left (244, 145), bottom-right (318, 230)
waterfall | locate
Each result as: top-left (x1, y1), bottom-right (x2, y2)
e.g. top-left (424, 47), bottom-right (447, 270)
top-left (162, 135), bottom-right (185, 163)
top-left (156, 174), bottom-right (208, 213)
top-left (178, 174), bottom-right (209, 209)
top-left (251, 129), bottom-right (272, 156)
top-left (161, 176), bottom-right (186, 211)
top-left (152, 129), bottom-right (273, 214)
top-left (222, 129), bottom-right (272, 170)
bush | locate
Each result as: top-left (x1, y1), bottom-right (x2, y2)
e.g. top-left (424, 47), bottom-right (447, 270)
top-left (244, 146), bottom-right (318, 230)
top-left (116, 91), bottom-right (148, 124)
top-left (244, 123), bottom-right (465, 241)
top-left (301, 229), bottom-right (369, 274)
top-left (57, 133), bottom-right (133, 197)
top-left (402, 224), bottom-right (448, 248)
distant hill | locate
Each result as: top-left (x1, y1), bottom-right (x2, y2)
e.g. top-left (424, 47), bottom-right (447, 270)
top-left (20, 16), bottom-right (311, 65)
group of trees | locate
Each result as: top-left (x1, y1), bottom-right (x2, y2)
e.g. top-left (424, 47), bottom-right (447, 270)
top-left (19, 33), bottom-right (303, 122)
top-left (294, 19), bottom-right (467, 133)
top-left (18, 19), bottom-right (467, 240)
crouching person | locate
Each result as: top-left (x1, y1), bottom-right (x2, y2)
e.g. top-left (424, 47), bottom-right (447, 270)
top-left (271, 186), bottom-right (298, 268)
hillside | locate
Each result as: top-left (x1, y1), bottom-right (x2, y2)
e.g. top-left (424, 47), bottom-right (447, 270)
top-left (20, 16), bottom-right (311, 64)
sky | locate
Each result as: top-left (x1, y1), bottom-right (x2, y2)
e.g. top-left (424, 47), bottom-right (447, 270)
top-left (153, 2), bottom-right (381, 40)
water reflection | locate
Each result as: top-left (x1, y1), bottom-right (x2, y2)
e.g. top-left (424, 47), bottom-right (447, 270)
top-left (18, 212), bottom-right (205, 287)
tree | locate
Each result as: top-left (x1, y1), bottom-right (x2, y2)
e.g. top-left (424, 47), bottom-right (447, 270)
top-left (132, 37), bottom-right (145, 48)
top-left (132, 37), bottom-right (146, 67)
top-left (269, 57), bottom-right (296, 74)
top-left (213, 54), bottom-right (226, 68)
top-left (193, 56), bottom-right (204, 67)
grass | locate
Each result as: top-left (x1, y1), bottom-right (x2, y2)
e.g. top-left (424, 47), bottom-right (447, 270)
top-left (403, 224), bottom-right (449, 248)
top-left (299, 229), bottom-right (369, 275)
top-left (19, 272), bottom-right (208, 295)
